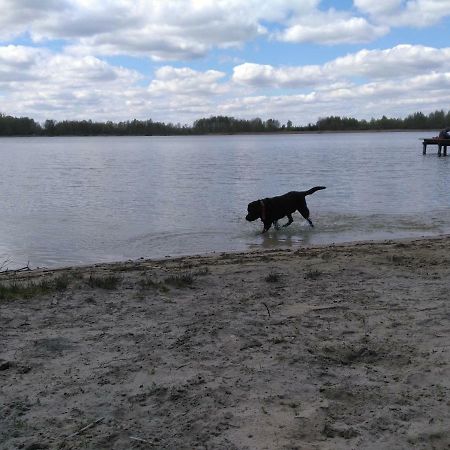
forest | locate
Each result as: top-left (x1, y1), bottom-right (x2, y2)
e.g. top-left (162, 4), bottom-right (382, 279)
top-left (0, 110), bottom-right (449, 136)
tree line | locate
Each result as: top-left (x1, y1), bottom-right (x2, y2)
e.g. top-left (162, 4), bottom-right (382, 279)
top-left (1, 110), bottom-right (449, 136)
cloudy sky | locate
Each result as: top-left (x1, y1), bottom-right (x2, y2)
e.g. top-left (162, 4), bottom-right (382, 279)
top-left (1, 0), bottom-right (450, 126)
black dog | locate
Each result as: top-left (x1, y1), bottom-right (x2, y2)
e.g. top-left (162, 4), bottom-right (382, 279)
top-left (246, 186), bottom-right (326, 233)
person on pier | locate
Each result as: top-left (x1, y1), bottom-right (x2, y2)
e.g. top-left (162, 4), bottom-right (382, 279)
top-left (438, 127), bottom-right (450, 138)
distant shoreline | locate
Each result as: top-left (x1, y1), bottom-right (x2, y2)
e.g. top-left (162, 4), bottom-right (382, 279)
top-left (0, 128), bottom-right (438, 138)
top-left (2, 110), bottom-right (448, 136)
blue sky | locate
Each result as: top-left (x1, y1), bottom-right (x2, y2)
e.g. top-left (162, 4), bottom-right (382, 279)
top-left (0, 0), bottom-right (449, 125)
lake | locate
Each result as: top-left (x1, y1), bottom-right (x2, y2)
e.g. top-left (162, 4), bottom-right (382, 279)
top-left (1, 132), bottom-right (449, 269)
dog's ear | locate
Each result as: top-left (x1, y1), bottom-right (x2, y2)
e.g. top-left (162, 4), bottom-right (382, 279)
top-left (248, 200), bottom-right (258, 211)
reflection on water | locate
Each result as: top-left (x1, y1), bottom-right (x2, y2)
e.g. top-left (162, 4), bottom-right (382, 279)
top-left (0, 132), bottom-right (449, 268)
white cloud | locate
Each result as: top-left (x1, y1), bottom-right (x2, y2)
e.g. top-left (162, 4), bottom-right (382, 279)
top-left (233, 45), bottom-right (450, 87)
top-left (232, 62), bottom-right (325, 88)
top-left (220, 70), bottom-right (450, 124)
top-left (353, 0), bottom-right (403, 16)
top-left (1, 0), bottom-right (449, 61)
top-left (148, 66), bottom-right (227, 96)
top-left (327, 45), bottom-right (450, 79)
top-left (0, 45), bottom-right (48, 81)
top-left (0, 45), bottom-right (231, 123)
top-left (0, 0), bottom-right (270, 60)
top-left (277, 11), bottom-right (388, 44)
top-left (143, 66), bottom-right (234, 123)
top-left (354, 0), bottom-right (450, 27)
top-left (1, 0), bottom-right (434, 62)
top-left (0, 0), bottom-right (66, 40)
top-left (227, 44), bottom-right (450, 124)
top-left (1, 39), bottom-right (450, 126)
top-left (0, 45), bottom-right (144, 121)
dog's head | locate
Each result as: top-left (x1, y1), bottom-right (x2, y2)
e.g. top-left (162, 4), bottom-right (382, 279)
top-left (246, 200), bottom-right (262, 222)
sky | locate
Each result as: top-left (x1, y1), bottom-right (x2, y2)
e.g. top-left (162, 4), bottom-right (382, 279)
top-left (0, 0), bottom-right (450, 126)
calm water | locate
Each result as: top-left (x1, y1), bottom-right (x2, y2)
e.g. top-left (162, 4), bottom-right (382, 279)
top-left (1, 132), bottom-right (449, 269)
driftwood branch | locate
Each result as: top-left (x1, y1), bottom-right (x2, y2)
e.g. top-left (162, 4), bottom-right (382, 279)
top-left (0, 261), bottom-right (32, 274)
top-left (262, 302), bottom-right (271, 317)
top-left (65, 417), bottom-right (104, 439)
top-left (0, 258), bottom-right (11, 272)
top-left (130, 436), bottom-right (152, 444)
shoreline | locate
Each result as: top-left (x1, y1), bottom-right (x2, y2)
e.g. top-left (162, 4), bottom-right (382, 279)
top-left (4, 233), bottom-right (449, 275)
top-left (0, 128), bottom-right (438, 138)
top-left (1, 235), bottom-right (449, 449)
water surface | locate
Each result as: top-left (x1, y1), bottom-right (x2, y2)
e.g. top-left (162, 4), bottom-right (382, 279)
top-left (1, 132), bottom-right (449, 268)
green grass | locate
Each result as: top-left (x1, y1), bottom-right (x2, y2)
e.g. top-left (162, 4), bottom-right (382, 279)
top-left (265, 272), bottom-right (280, 283)
top-left (87, 274), bottom-right (120, 289)
top-left (194, 266), bottom-right (210, 276)
top-left (304, 269), bottom-right (322, 280)
top-left (0, 274), bottom-right (70, 300)
top-left (389, 254), bottom-right (408, 264)
top-left (139, 277), bottom-right (160, 289)
top-left (164, 272), bottom-right (194, 288)
top-left (54, 274), bottom-right (70, 290)
top-left (139, 277), bottom-right (169, 292)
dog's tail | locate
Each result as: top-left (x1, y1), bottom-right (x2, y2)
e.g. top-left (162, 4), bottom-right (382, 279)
top-left (304, 186), bottom-right (326, 196)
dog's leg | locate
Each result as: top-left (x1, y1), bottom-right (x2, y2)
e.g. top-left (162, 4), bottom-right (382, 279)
top-left (283, 214), bottom-right (293, 227)
top-left (262, 220), bottom-right (272, 233)
top-left (299, 207), bottom-right (314, 227)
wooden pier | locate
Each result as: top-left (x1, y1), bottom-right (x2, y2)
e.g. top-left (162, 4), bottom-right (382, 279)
top-left (422, 138), bottom-right (450, 156)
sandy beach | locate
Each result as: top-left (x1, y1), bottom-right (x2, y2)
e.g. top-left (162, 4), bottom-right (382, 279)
top-left (1, 236), bottom-right (449, 449)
